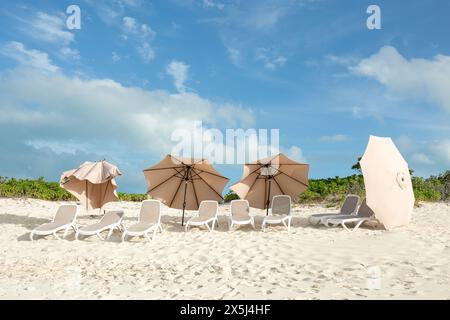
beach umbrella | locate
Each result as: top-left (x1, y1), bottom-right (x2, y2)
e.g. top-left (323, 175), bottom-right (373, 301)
top-left (230, 153), bottom-right (309, 215)
top-left (143, 155), bottom-right (229, 226)
top-left (60, 160), bottom-right (122, 211)
top-left (360, 135), bottom-right (414, 230)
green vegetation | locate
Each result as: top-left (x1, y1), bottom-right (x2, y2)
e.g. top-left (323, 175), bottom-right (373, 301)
top-left (1, 171), bottom-right (449, 204)
top-left (224, 171), bottom-right (449, 205)
top-left (0, 176), bottom-right (147, 202)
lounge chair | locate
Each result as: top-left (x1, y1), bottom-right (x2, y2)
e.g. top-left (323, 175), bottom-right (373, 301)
top-left (30, 204), bottom-right (78, 241)
top-left (122, 200), bottom-right (163, 242)
top-left (229, 199), bottom-right (255, 231)
top-left (261, 195), bottom-right (292, 232)
top-left (185, 200), bottom-right (219, 232)
top-left (322, 199), bottom-right (375, 232)
top-left (308, 194), bottom-right (360, 225)
top-left (76, 210), bottom-right (124, 240)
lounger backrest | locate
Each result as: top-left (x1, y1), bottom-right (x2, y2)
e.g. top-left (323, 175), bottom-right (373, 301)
top-left (100, 210), bottom-right (124, 225)
top-left (271, 195), bottom-right (291, 216)
top-left (357, 199), bottom-right (375, 217)
top-left (230, 200), bottom-right (250, 219)
top-left (198, 201), bottom-right (218, 220)
top-left (340, 195), bottom-right (360, 215)
top-left (53, 204), bottom-right (78, 224)
top-left (139, 200), bottom-right (161, 224)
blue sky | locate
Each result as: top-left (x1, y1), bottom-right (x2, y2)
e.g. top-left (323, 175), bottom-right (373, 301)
top-left (0, 0), bottom-right (449, 193)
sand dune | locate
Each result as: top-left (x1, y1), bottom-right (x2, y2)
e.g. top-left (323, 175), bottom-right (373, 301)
top-left (0, 197), bottom-right (449, 299)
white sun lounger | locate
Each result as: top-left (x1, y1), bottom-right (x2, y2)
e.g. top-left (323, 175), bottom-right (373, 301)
top-left (185, 200), bottom-right (219, 232)
top-left (229, 199), bottom-right (255, 231)
top-left (30, 204), bottom-right (78, 241)
top-left (308, 194), bottom-right (360, 225)
top-left (76, 210), bottom-right (124, 240)
top-left (322, 199), bottom-right (375, 232)
top-left (122, 200), bottom-right (163, 242)
top-left (261, 195), bottom-right (292, 232)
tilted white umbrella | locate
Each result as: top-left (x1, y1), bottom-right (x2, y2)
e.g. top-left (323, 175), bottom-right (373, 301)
top-left (360, 135), bottom-right (415, 230)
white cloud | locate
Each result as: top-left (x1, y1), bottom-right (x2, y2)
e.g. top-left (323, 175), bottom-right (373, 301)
top-left (112, 51), bottom-right (121, 62)
top-left (255, 48), bottom-right (287, 70)
top-left (59, 47), bottom-right (80, 60)
top-left (0, 67), bottom-right (252, 152)
top-left (0, 42), bottom-right (59, 72)
top-left (319, 134), bottom-right (349, 142)
top-left (122, 16), bottom-right (156, 63)
top-left (202, 0), bottom-right (225, 10)
top-left (137, 43), bottom-right (155, 63)
top-left (287, 145), bottom-right (307, 163)
top-left (352, 46), bottom-right (450, 113)
top-left (412, 153), bottom-right (434, 165)
top-left (166, 60), bottom-right (190, 93)
top-left (24, 12), bottom-right (74, 45)
top-left (431, 140), bottom-right (450, 164)
top-left (226, 46), bottom-right (242, 67)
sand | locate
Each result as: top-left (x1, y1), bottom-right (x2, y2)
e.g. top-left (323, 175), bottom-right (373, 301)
top-left (0, 197), bottom-right (449, 299)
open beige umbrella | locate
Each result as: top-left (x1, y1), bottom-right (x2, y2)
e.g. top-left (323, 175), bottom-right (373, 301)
top-left (60, 160), bottom-right (122, 211)
top-left (143, 155), bottom-right (229, 226)
top-left (360, 135), bottom-right (414, 230)
top-left (230, 153), bottom-right (309, 214)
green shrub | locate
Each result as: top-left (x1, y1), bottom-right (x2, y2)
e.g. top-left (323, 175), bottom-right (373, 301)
top-left (224, 190), bottom-right (240, 202)
top-left (0, 176), bottom-right (147, 202)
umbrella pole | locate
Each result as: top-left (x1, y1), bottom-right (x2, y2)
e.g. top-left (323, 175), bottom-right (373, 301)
top-left (86, 180), bottom-right (88, 213)
top-left (181, 181), bottom-right (188, 226)
top-left (266, 179), bottom-right (272, 216)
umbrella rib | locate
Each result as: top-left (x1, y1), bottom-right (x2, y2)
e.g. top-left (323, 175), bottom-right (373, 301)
top-left (191, 169), bottom-right (225, 200)
top-left (190, 171), bottom-right (200, 208)
top-left (243, 172), bottom-right (261, 197)
top-left (143, 166), bottom-right (184, 172)
top-left (275, 170), bottom-right (309, 188)
top-left (193, 168), bottom-right (229, 180)
top-left (169, 169), bottom-right (187, 207)
top-left (147, 168), bottom-right (183, 193)
top-left (272, 175), bottom-right (286, 194)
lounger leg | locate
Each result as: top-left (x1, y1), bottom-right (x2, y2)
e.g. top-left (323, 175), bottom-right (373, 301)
top-left (97, 231), bottom-right (105, 241)
top-left (53, 231), bottom-right (63, 240)
top-left (158, 224), bottom-right (163, 233)
top-left (152, 227), bottom-right (158, 240)
top-left (75, 231), bottom-right (80, 240)
top-left (251, 218), bottom-right (256, 230)
top-left (211, 219), bottom-right (216, 231)
top-left (287, 218), bottom-right (292, 232)
top-left (262, 221), bottom-right (266, 232)
top-left (122, 232), bottom-right (127, 242)
top-left (229, 221), bottom-right (233, 231)
top-left (185, 222), bottom-right (190, 232)
top-left (63, 227), bottom-right (69, 239)
top-left (106, 227), bottom-right (114, 240)
top-left (206, 223), bottom-right (211, 232)
top-left (30, 231), bottom-right (34, 241)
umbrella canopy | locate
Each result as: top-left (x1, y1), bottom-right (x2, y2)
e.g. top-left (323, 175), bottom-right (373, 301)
top-left (60, 160), bottom-right (122, 211)
top-left (143, 155), bottom-right (229, 225)
top-left (360, 135), bottom-right (414, 230)
top-left (230, 153), bottom-right (309, 214)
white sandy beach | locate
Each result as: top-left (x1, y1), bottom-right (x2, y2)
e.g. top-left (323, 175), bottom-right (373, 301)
top-left (0, 197), bottom-right (449, 299)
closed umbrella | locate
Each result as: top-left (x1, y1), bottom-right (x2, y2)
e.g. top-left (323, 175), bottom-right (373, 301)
top-left (230, 153), bottom-right (309, 214)
top-left (143, 155), bottom-right (229, 226)
top-left (60, 160), bottom-right (122, 211)
top-left (360, 135), bottom-right (414, 230)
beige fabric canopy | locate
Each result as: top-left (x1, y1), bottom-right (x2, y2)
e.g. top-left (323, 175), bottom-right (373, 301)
top-left (230, 153), bottom-right (309, 214)
top-left (60, 160), bottom-right (122, 211)
top-left (360, 135), bottom-right (414, 230)
top-left (143, 155), bottom-right (229, 225)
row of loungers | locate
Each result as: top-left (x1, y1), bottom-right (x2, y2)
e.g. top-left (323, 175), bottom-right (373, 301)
top-left (30, 195), bottom-right (294, 242)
